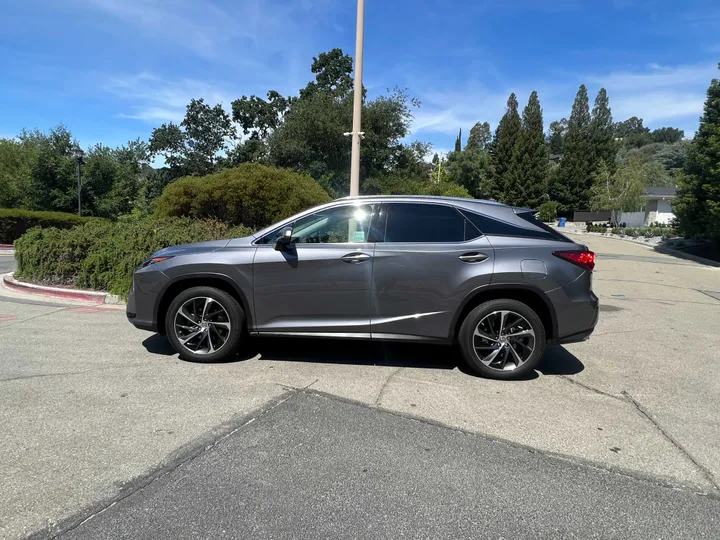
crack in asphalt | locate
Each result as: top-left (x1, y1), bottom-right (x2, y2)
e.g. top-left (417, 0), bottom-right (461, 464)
top-left (0, 363), bottom-right (149, 383)
top-left (558, 377), bottom-right (720, 493)
top-left (0, 306), bottom-right (69, 330)
top-left (622, 391), bottom-right (720, 493)
top-left (374, 367), bottom-right (401, 406)
top-left (559, 375), bottom-right (625, 402)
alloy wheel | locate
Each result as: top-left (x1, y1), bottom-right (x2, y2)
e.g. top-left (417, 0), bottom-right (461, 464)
top-left (173, 297), bottom-right (231, 355)
top-left (472, 310), bottom-right (536, 372)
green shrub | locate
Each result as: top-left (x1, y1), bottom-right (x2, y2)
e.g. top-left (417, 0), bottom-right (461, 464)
top-left (611, 227), bottom-right (621, 235)
top-left (154, 164), bottom-right (331, 228)
top-left (0, 209), bottom-right (98, 244)
top-left (14, 217), bottom-right (254, 299)
top-left (617, 226), bottom-right (677, 239)
top-left (536, 202), bottom-right (559, 223)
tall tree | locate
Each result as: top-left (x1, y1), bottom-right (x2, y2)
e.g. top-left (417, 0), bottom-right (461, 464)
top-left (547, 118), bottom-right (568, 155)
top-left (149, 98), bottom-right (235, 177)
top-left (506, 91), bottom-right (548, 208)
top-left (674, 64), bottom-right (720, 248)
top-left (490, 93), bottom-right (521, 201)
top-left (589, 160), bottom-right (645, 217)
top-left (19, 126), bottom-right (77, 212)
top-left (466, 122), bottom-right (491, 151)
top-left (590, 88), bottom-right (617, 172)
top-left (551, 85), bottom-right (593, 210)
top-left (454, 129), bottom-right (462, 153)
top-left (615, 116), bottom-right (652, 148)
top-left (651, 127), bottom-right (684, 144)
top-left (446, 148), bottom-right (494, 198)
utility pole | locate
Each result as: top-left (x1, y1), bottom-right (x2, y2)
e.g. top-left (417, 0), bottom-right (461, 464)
top-left (72, 148), bottom-right (85, 217)
top-left (349, 0), bottom-right (365, 197)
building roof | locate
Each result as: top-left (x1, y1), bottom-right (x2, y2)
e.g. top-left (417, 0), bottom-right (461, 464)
top-left (643, 186), bottom-right (677, 198)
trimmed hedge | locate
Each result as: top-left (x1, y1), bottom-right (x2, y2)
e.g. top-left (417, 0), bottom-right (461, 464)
top-left (154, 164), bottom-right (332, 228)
top-left (0, 209), bottom-right (96, 244)
top-left (14, 217), bottom-right (254, 299)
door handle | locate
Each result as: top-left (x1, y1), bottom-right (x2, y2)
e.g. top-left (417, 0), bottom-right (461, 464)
top-left (458, 252), bottom-right (489, 263)
top-left (341, 253), bottom-right (371, 264)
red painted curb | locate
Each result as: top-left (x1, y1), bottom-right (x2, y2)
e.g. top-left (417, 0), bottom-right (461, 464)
top-left (0, 244), bottom-right (13, 250)
top-left (2, 274), bottom-right (106, 304)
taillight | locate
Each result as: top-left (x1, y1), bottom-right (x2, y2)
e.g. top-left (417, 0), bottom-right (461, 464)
top-left (553, 250), bottom-right (595, 271)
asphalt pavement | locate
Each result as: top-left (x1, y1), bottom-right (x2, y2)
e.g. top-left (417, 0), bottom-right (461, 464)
top-left (60, 392), bottom-right (720, 540)
top-left (0, 253), bottom-right (16, 275)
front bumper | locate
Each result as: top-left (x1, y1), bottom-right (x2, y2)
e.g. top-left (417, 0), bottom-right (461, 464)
top-left (126, 269), bottom-right (167, 332)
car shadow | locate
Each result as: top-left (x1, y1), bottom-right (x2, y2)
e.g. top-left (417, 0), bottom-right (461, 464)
top-left (537, 345), bottom-right (585, 375)
top-left (142, 334), bottom-right (584, 378)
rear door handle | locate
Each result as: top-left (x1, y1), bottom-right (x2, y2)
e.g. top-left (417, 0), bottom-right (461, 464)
top-left (459, 252), bottom-right (489, 263)
top-left (341, 252), bottom-right (371, 264)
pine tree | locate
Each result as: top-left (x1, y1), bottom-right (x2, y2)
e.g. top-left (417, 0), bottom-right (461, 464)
top-left (466, 122), bottom-right (491, 151)
top-left (547, 119), bottom-right (567, 155)
top-left (590, 88), bottom-right (617, 173)
top-left (454, 128), bottom-right (462, 153)
top-left (674, 64), bottom-right (720, 248)
top-left (490, 93), bottom-right (521, 202)
top-left (551, 85), bottom-right (593, 210)
top-left (506, 91), bottom-right (548, 208)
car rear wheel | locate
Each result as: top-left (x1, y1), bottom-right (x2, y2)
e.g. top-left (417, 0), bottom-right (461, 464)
top-left (165, 286), bottom-right (245, 363)
top-left (458, 299), bottom-right (546, 379)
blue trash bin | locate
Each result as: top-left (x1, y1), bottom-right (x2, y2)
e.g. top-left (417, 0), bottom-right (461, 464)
top-left (558, 217), bottom-right (567, 227)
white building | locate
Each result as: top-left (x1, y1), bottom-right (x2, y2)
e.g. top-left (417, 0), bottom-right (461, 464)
top-left (617, 186), bottom-right (676, 227)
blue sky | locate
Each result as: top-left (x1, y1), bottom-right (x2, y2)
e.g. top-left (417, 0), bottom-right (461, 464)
top-left (1, 0), bottom-right (719, 155)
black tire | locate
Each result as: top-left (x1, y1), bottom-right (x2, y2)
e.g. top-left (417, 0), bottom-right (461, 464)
top-left (458, 299), bottom-right (546, 379)
top-left (165, 286), bottom-right (245, 363)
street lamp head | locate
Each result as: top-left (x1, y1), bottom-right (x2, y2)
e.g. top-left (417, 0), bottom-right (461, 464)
top-left (72, 147), bottom-right (85, 161)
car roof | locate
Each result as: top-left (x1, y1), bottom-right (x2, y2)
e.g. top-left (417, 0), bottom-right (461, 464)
top-left (338, 195), bottom-right (533, 213)
top-left (339, 194), bottom-right (504, 206)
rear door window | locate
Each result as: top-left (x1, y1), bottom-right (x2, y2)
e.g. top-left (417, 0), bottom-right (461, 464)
top-left (384, 203), bottom-right (479, 243)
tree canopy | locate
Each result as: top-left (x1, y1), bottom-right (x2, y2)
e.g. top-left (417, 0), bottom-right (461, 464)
top-left (1, 48), bottom-right (700, 224)
top-left (674, 64), bottom-right (720, 244)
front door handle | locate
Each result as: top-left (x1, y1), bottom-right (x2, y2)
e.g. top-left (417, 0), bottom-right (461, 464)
top-left (341, 252), bottom-right (371, 264)
top-left (459, 252), bottom-right (489, 263)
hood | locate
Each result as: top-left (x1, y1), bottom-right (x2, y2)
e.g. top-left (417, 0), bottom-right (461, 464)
top-left (152, 239), bottom-right (231, 258)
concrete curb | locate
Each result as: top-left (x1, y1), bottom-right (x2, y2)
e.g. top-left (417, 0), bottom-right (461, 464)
top-left (2, 273), bottom-right (122, 304)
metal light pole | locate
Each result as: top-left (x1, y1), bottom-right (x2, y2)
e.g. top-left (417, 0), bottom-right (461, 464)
top-left (348, 0), bottom-right (365, 197)
top-left (72, 147), bottom-right (85, 217)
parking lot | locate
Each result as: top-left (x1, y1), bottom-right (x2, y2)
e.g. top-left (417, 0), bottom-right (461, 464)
top-left (1, 234), bottom-right (720, 539)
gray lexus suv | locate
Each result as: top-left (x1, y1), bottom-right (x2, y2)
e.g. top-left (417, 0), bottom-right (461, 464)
top-left (127, 196), bottom-right (598, 379)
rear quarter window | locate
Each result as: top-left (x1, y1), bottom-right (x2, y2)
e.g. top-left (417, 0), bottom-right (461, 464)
top-left (460, 210), bottom-right (572, 242)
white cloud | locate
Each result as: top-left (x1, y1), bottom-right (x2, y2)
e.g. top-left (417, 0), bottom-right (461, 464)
top-left (79, 0), bottom-right (342, 64)
top-left (409, 62), bottom-right (716, 143)
top-left (104, 72), bottom-right (235, 123)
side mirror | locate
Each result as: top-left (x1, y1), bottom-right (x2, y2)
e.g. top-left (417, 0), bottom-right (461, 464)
top-left (274, 227), bottom-right (293, 251)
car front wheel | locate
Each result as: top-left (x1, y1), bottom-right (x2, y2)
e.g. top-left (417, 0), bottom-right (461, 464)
top-left (458, 299), bottom-right (546, 379)
top-left (165, 286), bottom-right (245, 362)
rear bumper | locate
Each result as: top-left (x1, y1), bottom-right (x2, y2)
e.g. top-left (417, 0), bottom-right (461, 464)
top-left (547, 280), bottom-right (599, 345)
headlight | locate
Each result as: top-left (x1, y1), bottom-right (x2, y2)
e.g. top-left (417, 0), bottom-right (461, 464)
top-left (141, 256), bottom-right (174, 268)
